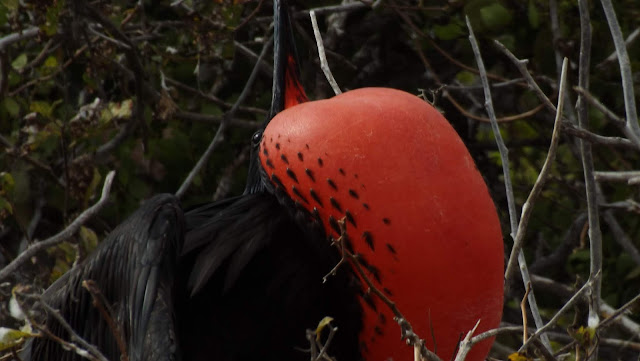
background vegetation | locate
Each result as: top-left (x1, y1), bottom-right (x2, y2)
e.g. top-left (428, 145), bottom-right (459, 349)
top-left (0, 0), bottom-right (639, 360)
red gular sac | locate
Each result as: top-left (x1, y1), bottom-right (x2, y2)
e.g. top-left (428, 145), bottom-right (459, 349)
top-left (259, 87), bottom-right (504, 361)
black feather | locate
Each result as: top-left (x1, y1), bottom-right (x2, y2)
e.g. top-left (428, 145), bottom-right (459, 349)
top-left (23, 194), bottom-right (184, 361)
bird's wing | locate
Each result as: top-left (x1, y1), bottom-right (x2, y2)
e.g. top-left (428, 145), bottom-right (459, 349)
top-left (24, 193), bottom-right (184, 361)
top-left (128, 194), bottom-right (184, 361)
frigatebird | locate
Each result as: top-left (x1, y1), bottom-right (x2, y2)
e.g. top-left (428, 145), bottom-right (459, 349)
top-left (20, 1), bottom-right (504, 360)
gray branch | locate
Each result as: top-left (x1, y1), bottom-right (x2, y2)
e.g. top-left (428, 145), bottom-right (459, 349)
top-left (600, 0), bottom-right (640, 144)
top-left (0, 171), bottom-right (115, 282)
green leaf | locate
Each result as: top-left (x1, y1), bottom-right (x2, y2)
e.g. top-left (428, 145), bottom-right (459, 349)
top-left (83, 168), bottom-right (102, 206)
top-left (0, 327), bottom-right (37, 351)
top-left (79, 226), bottom-right (99, 251)
top-left (315, 316), bottom-right (334, 341)
top-left (2, 97), bottom-right (19, 117)
top-left (455, 71), bottom-right (476, 85)
top-left (43, 0), bottom-right (64, 36)
top-left (508, 352), bottom-right (532, 361)
top-left (29, 100), bottom-right (53, 118)
top-left (479, 3), bottom-right (512, 31)
top-left (528, 0), bottom-right (539, 29)
top-left (0, 0), bottom-right (19, 11)
top-left (434, 22), bottom-right (465, 41)
top-left (43, 55), bottom-right (58, 69)
top-left (11, 53), bottom-right (27, 71)
top-left (1, 172), bottom-right (15, 194)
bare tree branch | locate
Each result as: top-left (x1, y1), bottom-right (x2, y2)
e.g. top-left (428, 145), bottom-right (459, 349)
top-left (0, 27), bottom-right (40, 51)
top-left (14, 288), bottom-right (109, 361)
top-left (599, 0), bottom-right (640, 144)
top-left (596, 27), bottom-right (640, 69)
top-left (452, 320), bottom-right (481, 361)
top-left (175, 34), bottom-right (273, 199)
top-left (310, 11), bottom-right (342, 95)
top-left (576, 4), bottom-right (603, 348)
top-left (505, 58), bottom-right (568, 285)
top-left (594, 171), bottom-right (640, 183)
top-left (601, 211), bottom-right (640, 266)
top-left (561, 123), bottom-right (636, 149)
top-left (0, 171), bottom-right (116, 282)
top-left (466, 15), bottom-right (553, 352)
top-left (519, 274), bottom-right (598, 352)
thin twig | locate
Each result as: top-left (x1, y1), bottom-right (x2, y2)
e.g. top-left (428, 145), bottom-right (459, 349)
top-left (505, 58), bottom-right (568, 283)
top-left (548, 331), bottom-right (640, 352)
top-left (599, 0), bottom-right (640, 145)
top-left (0, 27), bottom-right (40, 51)
top-left (175, 35), bottom-right (273, 199)
top-left (334, 218), bottom-right (442, 361)
top-left (14, 289), bottom-right (109, 361)
top-left (493, 40), bottom-right (556, 113)
top-left (598, 292), bottom-right (640, 331)
top-left (548, 0), bottom-right (564, 81)
top-left (296, 2), bottom-right (371, 18)
top-left (233, 0), bottom-right (265, 32)
top-left (467, 16), bottom-right (555, 352)
top-left (465, 17), bottom-right (517, 244)
top-left (0, 135), bottom-right (66, 188)
top-left (447, 96), bottom-right (545, 123)
top-left (165, 76), bottom-right (268, 115)
top-left (82, 280), bottom-right (129, 361)
top-left (452, 320), bottom-right (481, 361)
top-left (561, 123), bottom-right (636, 149)
top-left (36, 300), bottom-right (109, 361)
top-left (0, 171), bottom-right (116, 281)
top-left (602, 211), bottom-right (640, 266)
top-left (594, 171), bottom-right (640, 183)
top-left (470, 325), bottom-right (528, 345)
top-left (409, 36), bottom-right (543, 124)
top-left (9, 43), bottom-right (91, 97)
top-left (521, 283), bottom-right (532, 344)
top-left (596, 27), bottom-right (640, 69)
top-left (531, 274), bottom-right (640, 337)
top-left (310, 11), bottom-right (342, 95)
top-left (233, 41), bottom-right (273, 76)
top-left (398, 10), bottom-right (508, 84)
top-left (212, 147), bottom-right (250, 201)
top-left (519, 275), bottom-right (598, 352)
top-left (576, 3), bottom-right (603, 350)
top-left (572, 87), bottom-right (626, 127)
top-left (81, 3), bottom-right (148, 162)
top-left (174, 110), bottom-right (261, 129)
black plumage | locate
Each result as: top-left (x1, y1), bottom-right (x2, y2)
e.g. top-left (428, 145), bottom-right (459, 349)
top-left (23, 194), bottom-right (184, 361)
top-left (177, 193), bottom-right (363, 361)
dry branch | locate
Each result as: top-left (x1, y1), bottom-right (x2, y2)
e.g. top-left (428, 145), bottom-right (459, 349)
top-left (466, 15), bottom-right (556, 353)
top-left (0, 171), bottom-right (116, 282)
top-left (310, 10), bottom-right (342, 95)
top-left (576, 4), bottom-right (603, 350)
top-left (175, 34), bottom-right (273, 199)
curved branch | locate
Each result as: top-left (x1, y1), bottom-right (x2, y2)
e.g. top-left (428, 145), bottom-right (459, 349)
top-left (0, 171), bottom-right (115, 282)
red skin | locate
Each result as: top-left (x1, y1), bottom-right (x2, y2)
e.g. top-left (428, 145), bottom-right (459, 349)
top-left (259, 88), bottom-right (504, 361)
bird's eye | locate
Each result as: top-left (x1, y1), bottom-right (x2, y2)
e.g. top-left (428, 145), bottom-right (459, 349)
top-left (251, 131), bottom-right (262, 146)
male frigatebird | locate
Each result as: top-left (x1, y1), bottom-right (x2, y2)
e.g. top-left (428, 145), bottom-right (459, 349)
top-left (19, 1), bottom-right (503, 360)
